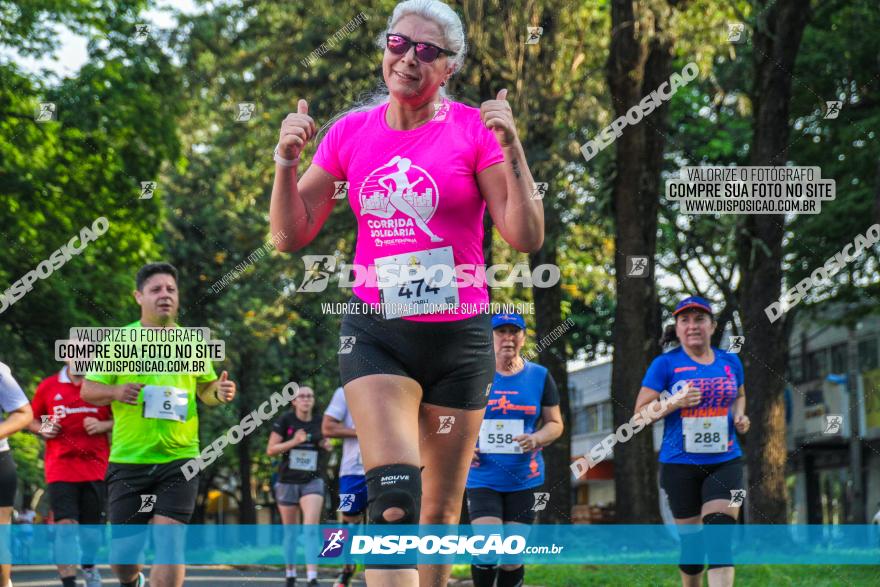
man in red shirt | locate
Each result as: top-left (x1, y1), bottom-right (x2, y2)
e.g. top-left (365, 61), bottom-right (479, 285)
top-left (30, 361), bottom-right (113, 587)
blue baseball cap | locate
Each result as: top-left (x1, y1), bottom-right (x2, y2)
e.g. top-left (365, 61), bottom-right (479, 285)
top-left (492, 312), bottom-right (526, 330)
top-left (673, 296), bottom-right (713, 317)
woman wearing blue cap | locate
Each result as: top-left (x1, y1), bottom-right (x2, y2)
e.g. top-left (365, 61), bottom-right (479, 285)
top-left (634, 296), bottom-right (750, 587)
top-left (465, 312), bottom-right (563, 587)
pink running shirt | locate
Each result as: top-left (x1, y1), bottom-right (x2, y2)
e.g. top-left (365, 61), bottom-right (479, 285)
top-left (312, 99), bottom-right (505, 322)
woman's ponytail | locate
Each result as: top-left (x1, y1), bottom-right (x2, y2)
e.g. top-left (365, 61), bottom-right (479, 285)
top-left (659, 324), bottom-right (680, 348)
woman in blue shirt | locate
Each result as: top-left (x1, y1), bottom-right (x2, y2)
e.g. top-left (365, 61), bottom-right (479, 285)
top-left (466, 313), bottom-right (563, 587)
top-left (634, 297), bottom-right (750, 587)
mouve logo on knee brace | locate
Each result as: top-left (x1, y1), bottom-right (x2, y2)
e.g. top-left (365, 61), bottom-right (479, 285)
top-left (381, 474), bottom-right (410, 485)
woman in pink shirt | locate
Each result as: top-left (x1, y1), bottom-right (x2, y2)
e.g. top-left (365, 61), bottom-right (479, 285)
top-left (270, 2), bottom-right (544, 585)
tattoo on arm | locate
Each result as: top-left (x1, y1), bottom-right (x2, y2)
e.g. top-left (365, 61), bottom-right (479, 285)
top-left (511, 158), bottom-right (522, 179)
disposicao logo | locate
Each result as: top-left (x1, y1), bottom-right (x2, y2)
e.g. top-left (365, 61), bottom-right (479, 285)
top-left (319, 528), bottom-right (348, 558)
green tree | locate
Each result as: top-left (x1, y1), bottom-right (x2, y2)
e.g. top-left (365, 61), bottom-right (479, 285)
top-left (736, 0), bottom-right (811, 524)
top-left (0, 0), bottom-right (184, 498)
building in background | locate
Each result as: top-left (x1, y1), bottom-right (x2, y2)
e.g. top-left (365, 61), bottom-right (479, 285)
top-left (785, 312), bottom-right (880, 524)
top-left (568, 360), bottom-right (671, 524)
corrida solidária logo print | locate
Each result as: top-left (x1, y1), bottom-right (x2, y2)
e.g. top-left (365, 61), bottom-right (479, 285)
top-left (358, 155), bottom-right (442, 247)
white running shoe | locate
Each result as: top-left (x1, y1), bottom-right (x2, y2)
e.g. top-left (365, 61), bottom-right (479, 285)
top-left (82, 566), bottom-right (102, 587)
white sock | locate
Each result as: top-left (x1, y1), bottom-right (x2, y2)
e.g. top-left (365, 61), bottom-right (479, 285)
top-left (307, 570), bottom-right (318, 580)
top-left (286, 566), bottom-right (297, 578)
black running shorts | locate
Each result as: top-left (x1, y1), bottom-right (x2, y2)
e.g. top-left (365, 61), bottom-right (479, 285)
top-left (466, 486), bottom-right (539, 524)
top-left (660, 457), bottom-right (744, 518)
top-left (106, 459), bottom-right (199, 524)
top-left (339, 296), bottom-right (495, 410)
top-left (0, 451), bottom-right (16, 507)
top-left (48, 481), bottom-right (107, 524)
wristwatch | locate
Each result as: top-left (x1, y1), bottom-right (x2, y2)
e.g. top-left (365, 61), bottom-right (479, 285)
top-left (274, 145), bottom-right (300, 167)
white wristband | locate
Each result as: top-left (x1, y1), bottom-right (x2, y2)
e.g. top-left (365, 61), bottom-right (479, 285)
top-left (274, 145), bottom-right (300, 168)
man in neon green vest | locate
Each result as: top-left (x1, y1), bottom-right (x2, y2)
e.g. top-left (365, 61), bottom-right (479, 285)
top-left (83, 262), bottom-right (236, 587)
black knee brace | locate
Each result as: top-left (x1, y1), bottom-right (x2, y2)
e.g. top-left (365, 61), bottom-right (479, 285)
top-left (703, 512), bottom-right (736, 569)
top-left (497, 565), bottom-right (525, 587)
top-left (365, 464), bottom-right (421, 525)
top-left (678, 527), bottom-right (704, 576)
top-left (470, 563), bottom-right (498, 587)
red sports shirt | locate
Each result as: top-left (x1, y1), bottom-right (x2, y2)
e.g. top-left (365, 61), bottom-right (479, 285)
top-left (31, 367), bottom-right (112, 483)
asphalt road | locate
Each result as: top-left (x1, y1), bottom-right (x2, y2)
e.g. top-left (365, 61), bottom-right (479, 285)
top-left (9, 565), bottom-right (367, 586)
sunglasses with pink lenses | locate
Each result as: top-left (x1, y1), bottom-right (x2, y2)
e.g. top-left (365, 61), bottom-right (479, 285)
top-left (386, 33), bottom-right (456, 63)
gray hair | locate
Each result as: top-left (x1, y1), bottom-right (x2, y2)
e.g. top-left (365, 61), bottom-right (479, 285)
top-left (317, 0), bottom-right (467, 140)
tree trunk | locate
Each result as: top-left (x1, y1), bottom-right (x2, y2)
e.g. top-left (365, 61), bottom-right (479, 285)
top-left (737, 0), bottom-right (810, 524)
top-left (525, 6), bottom-right (571, 524)
top-left (607, 0), bottom-right (672, 523)
top-left (532, 246), bottom-right (570, 522)
top-left (236, 363), bottom-right (257, 524)
top-left (711, 301), bottom-right (737, 348)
